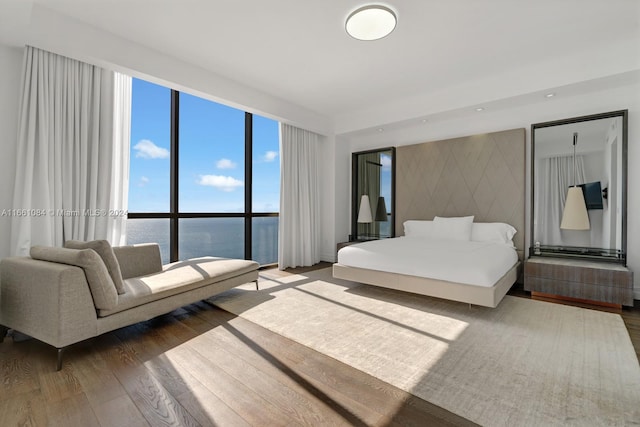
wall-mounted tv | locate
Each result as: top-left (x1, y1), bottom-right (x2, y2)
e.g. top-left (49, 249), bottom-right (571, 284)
top-left (577, 181), bottom-right (604, 210)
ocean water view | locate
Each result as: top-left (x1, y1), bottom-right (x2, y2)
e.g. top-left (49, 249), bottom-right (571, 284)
top-left (126, 217), bottom-right (278, 266)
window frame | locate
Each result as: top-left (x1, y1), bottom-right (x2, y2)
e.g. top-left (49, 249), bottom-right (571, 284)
top-left (128, 88), bottom-right (279, 265)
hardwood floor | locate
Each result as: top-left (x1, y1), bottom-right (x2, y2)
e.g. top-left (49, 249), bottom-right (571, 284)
top-left (1, 263), bottom-right (638, 426)
top-left (0, 292), bottom-right (475, 426)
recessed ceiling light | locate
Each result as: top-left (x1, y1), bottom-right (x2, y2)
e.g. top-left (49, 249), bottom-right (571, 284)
top-left (346, 5), bottom-right (397, 41)
top-left (421, 118), bottom-right (428, 123)
top-left (475, 107), bottom-right (484, 112)
top-left (545, 92), bottom-right (556, 98)
top-left (377, 128), bottom-right (384, 132)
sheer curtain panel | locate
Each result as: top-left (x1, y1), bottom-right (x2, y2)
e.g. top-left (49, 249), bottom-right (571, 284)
top-left (107, 73), bottom-right (132, 246)
top-left (10, 46), bottom-right (131, 255)
top-left (278, 124), bottom-right (321, 269)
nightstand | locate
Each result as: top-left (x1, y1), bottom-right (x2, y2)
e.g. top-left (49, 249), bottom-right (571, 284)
top-left (524, 257), bottom-right (634, 308)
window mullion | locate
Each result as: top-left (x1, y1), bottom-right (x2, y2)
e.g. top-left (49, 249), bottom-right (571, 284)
top-left (170, 89), bottom-right (179, 262)
top-left (245, 112), bottom-right (253, 260)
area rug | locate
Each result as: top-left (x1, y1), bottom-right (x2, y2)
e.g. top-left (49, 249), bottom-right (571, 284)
top-left (209, 268), bottom-right (640, 426)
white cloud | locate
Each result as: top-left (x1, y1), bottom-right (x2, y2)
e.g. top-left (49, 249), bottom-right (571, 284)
top-left (197, 175), bottom-right (244, 192)
top-left (216, 158), bottom-right (237, 169)
top-left (263, 151), bottom-right (278, 162)
top-left (133, 139), bottom-right (169, 159)
top-left (138, 176), bottom-right (150, 187)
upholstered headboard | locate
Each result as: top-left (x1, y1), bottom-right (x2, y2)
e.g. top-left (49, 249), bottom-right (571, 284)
top-left (395, 128), bottom-right (526, 260)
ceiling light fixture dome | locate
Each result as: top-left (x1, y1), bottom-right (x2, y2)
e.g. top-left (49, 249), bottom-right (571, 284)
top-left (346, 5), bottom-right (397, 41)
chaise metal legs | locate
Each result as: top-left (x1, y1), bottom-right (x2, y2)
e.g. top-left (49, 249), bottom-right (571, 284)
top-left (56, 347), bottom-right (65, 371)
top-left (254, 279), bottom-right (259, 290)
top-left (0, 325), bottom-right (8, 343)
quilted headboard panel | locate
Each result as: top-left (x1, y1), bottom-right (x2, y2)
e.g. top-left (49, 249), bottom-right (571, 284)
top-left (395, 128), bottom-right (526, 259)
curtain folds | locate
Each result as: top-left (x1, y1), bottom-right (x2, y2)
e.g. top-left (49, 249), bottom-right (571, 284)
top-left (107, 73), bottom-right (132, 246)
top-left (10, 46), bottom-right (131, 255)
top-left (278, 124), bottom-right (321, 270)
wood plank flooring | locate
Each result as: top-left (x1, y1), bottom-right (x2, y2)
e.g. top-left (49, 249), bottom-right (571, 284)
top-left (1, 262), bottom-right (638, 426)
top-left (0, 278), bottom-right (476, 426)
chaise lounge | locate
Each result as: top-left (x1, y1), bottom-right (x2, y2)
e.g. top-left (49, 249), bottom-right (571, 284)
top-left (0, 241), bottom-right (259, 370)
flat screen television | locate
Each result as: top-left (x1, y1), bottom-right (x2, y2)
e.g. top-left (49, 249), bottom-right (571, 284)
top-left (577, 181), bottom-right (604, 210)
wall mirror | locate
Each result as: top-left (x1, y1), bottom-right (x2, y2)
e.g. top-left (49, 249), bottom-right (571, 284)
top-left (351, 147), bottom-right (396, 241)
top-left (531, 110), bottom-right (627, 263)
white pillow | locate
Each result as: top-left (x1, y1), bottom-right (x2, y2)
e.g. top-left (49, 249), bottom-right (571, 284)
top-left (471, 222), bottom-right (517, 245)
top-left (403, 220), bottom-right (433, 237)
top-left (432, 216), bottom-right (474, 241)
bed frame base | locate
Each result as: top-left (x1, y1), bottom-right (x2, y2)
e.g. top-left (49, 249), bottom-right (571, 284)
top-left (332, 262), bottom-right (520, 308)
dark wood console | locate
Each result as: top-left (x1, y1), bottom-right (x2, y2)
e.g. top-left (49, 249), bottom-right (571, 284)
top-left (524, 257), bottom-right (633, 308)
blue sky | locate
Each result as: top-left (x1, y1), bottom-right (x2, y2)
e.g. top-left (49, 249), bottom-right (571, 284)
top-left (128, 78), bottom-right (280, 213)
top-left (380, 153), bottom-right (392, 205)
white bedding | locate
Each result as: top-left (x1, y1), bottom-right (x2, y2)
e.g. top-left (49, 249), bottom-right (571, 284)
top-left (337, 237), bottom-right (518, 287)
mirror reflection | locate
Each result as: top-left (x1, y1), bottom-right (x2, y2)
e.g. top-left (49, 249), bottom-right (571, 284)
top-left (352, 148), bottom-right (395, 240)
top-left (531, 111), bottom-right (627, 262)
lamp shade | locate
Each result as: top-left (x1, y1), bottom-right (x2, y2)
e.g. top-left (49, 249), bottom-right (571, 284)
top-left (357, 195), bottom-right (373, 223)
top-left (375, 196), bottom-right (388, 221)
top-left (560, 187), bottom-right (590, 230)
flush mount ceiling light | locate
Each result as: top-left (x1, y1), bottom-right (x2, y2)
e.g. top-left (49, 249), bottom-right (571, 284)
top-left (346, 5), bottom-right (397, 41)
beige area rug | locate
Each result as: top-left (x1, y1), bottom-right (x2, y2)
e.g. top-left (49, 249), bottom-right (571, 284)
top-left (209, 268), bottom-right (640, 426)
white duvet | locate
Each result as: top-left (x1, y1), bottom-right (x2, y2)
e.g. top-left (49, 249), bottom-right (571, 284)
top-left (337, 237), bottom-right (518, 287)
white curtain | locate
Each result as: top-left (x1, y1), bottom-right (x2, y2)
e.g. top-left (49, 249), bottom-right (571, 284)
top-left (535, 155), bottom-right (586, 245)
top-left (10, 46), bottom-right (131, 255)
top-left (278, 124), bottom-right (321, 269)
top-left (107, 73), bottom-right (132, 246)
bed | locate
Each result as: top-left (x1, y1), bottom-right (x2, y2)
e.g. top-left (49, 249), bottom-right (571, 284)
top-left (333, 128), bottom-right (526, 308)
top-left (333, 218), bottom-right (520, 307)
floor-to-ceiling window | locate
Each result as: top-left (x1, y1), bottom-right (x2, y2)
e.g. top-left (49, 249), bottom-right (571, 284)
top-left (251, 115), bottom-right (280, 265)
top-left (127, 78), bottom-right (279, 265)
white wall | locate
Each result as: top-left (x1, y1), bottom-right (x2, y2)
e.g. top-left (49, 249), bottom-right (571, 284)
top-left (0, 44), bottom-right (23, 259)
top-left (335, 81), bottom-right (640, 298)
top-left (24, 4), bottom-right (332, 136)
top-left (330, 135), bottom-right (352, 260)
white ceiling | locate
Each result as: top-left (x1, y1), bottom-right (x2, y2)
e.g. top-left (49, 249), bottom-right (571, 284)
top-left (1, 0), bottom-right (639, 134)
top-left (535, 116), bottom-right (618, 158)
